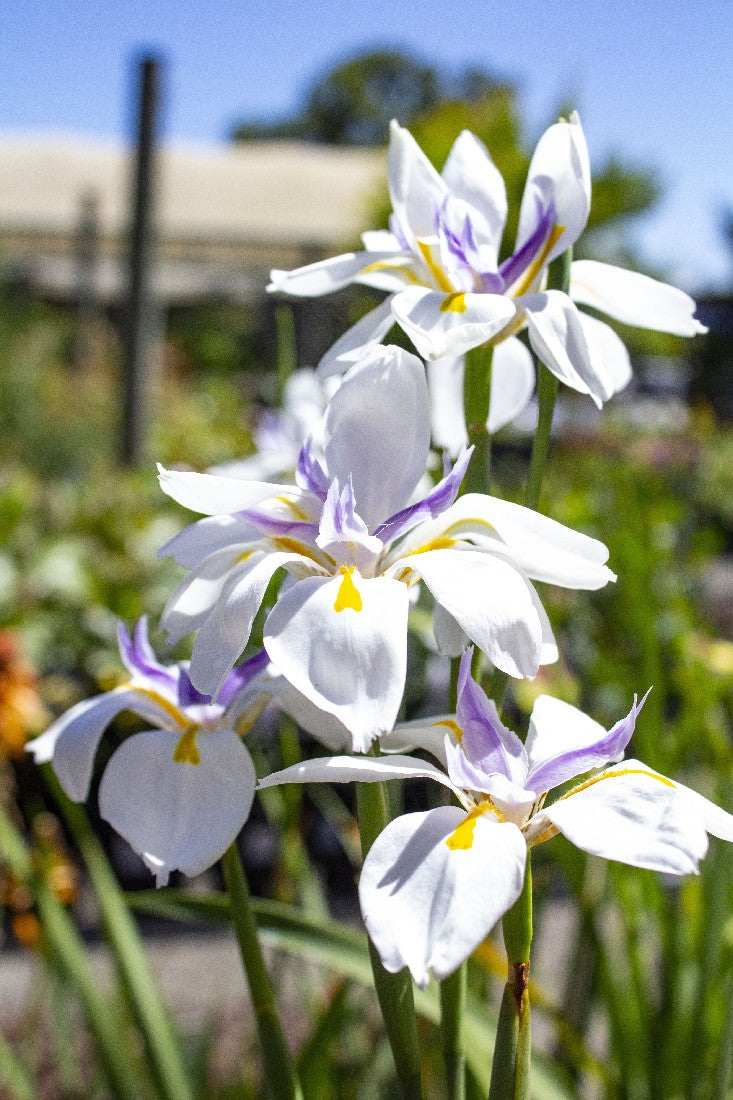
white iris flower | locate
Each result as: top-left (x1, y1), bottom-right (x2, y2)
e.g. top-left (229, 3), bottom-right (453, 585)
top-left (260, 650), bottom-right (733, 988)
top-left (158, 346), bottom-right (614, 750)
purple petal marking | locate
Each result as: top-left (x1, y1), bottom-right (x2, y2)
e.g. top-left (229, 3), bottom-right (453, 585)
top-left (217, 648), bottom-right (271, 707)
top-left (526, 688), bottom-right (652, 795)
top-left (456, 649), bottom-right (527, 782)
top-left (444, 736), bottom-right (535, 811)
top-left (375, 446), bottom-right (473, 545)
top-left (233, 506), bottom-right (319, 542)
top-left (296, 438), bottom-right (330, 500)
top-left (480, 271), bottom-right (506, 294)
top-left (177, 667), bottom-right (211, 708)
top-left (117, 618), bottom-right (177, 690)
top-left (499, 197), bottom-right (555, 289)
top-left (389, 212), bottom-right (412, 252)
top-left (316, 477), bottom-right (372, 546)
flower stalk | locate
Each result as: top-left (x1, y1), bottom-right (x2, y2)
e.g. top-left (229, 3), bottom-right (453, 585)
top-left (489, 856), bottom-right (533, 1100)
top-left (356, 771), bottom-right (424, 1100)
top-left (221, 841), bottom-right (302, 1100)
top-left (462, 344), bottom-right (494, 497)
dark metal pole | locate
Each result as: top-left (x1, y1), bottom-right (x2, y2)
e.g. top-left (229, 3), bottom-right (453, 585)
top-left (73, 190), bottom-right (100, 372)
top-left (121, 54), bottom-right (161, 467)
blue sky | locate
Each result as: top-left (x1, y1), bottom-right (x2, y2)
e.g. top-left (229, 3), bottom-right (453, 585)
top-left (2, 0), bottom-right (731, 292)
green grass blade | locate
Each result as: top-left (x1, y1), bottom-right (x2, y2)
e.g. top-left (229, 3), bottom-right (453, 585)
top-left (0, 1027), bottom-right (34, 1100)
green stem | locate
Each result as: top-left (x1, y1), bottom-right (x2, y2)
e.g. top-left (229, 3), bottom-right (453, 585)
top-left (524, 248), bottom-right (572, 512)
top-left (441, 963), bottom-right (466, 1099)
top-left (462, 344), bottom-right (493, 497)
top-left (275, 303), bottom-right (297, 404)
top-left (221, 842), bottom-right (302, 1100)
top-left (0, 1023), bottom-right (34, 1100)
top-left (356, 778), bottom-right (424, 1100)
top-left (489, 854), bottom-right (533, 1100)
top-left (45, 768), bottom-right (193, 1100)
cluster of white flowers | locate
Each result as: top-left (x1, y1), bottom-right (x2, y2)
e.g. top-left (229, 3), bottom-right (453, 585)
top-left (31, 114), bottom-right (731, 988)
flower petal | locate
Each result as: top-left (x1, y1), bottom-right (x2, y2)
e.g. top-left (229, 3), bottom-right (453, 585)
top-left (576, 312), bottom-right (632, 396)
top-left (258, 753), bottom-right (460, 797)
top-left (488, 337), bottom-right (536, 432)
top-left (381, 716), bottom-right (457, 767)
top-left (161, 544), bottom-right (257, 646)
top-left (323, 345), bottom-right (430, 528)
top-left (99, 726), bottom-right (255, 886)
top-left (570, 260), bottom-right (707, 336)
top-left (525, 694), bottom-right (646, 794)
top-left (433, 602), bottom-right (470, 657)
top-left (360, 807), bottom-right (526, 986)
top-left (268, 252), bottom-right (409, 297)
top-left (27, 688), bottom-right (181, 802)
top-left (190, 551), bottom-right (304, 697)
top-left (318, 298), bottom-right (396, 378)
top-left (521, 291), bottom-right (612, 406)
top-left (517, 112), bottom-right (591, 263)
top-left (410, 549), bottom-right (544, 678)
top-left (388, 121), bottom-right (448, 248)
top-left (159, 515), bottom-right (261, 568)
top-left (535, 762), bottom-right (709, 874)
top-left (455, 650), bottom-right (527, 779)
top-left (441, 130), bottom-right (507, 267)
top-left (270, 676), bottom-right (352, 752)
top-left (391, 286), bottom-right (516, 360)
top-left (264, 573), bottom-right (409, 752)
top-left (158, 465), bottom-right (305, 518)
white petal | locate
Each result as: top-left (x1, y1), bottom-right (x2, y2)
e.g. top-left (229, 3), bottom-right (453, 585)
top-left (264, 573), bottom-right (409, 752)
top-left (410, 549), bottom-right (544, 678)
top-left (426, 356), bottom-right (467, 456)
top-left (521, 291), bottom-right (612, 405)
top-left (433, 601), bottom-right (470, 657)
top-left (159, 515), bottom-right (261, 568)
top-left (391, 286), bottom-right (515, 360)
top-left (361, 230), bottom-right (402, 252)
top-left (323, 345), bottom-right (430, 528)
top-left (655, 776), bottom-right (733, 843)
top-left (158, 465), bottom-right (303, 517)
top-left (268, 252), bottom-right (407, 297)
top-left (190, 551), bottom-right (304, 697)
top-left (441, 130), bottom-right (507, 267)
top-left (99, 726), bottom-right (255, 886)
top-left (570, 260), bottom-right (707, 336)
top-left (537, 762), bottom-right (709, 874)
top-left (381, 716), bottom-right (457, 767)
top-left (517, 113), bottom-right (591, 263)
top-left (258, 753), bottom-right (459, 796)
top-left (27, 688), bottom-right (180, 802)
top-left (317, 298), bottom-right (396, 378)
top-left (161, 544), bottom-right (255, 646)
top-left (360, 807), bottom-right (526, 986)
top-left (525, 695), bottom-right (610, 777)
top-left (271, 676), bottom-right (352, 752)
top-left (577, 312), bottom-right (632, 396)
top-left (388, 121), bottom-right (448, 247)
top-left (397, 493), bottom-right (613, 591)
top-left (488, 337), bottom-right (536, 432)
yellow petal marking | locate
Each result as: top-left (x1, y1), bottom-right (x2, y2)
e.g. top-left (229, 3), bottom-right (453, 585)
top-left (360, 259), bottom-right (422, 285)
top-left (130, 687), bottom-right (188, 730)
top-left (511, 224), bottom-right (566, 298)
top-left (235, 549), bottom-right (255, 564)
top-left (334, 567), bottom-right (362, 613)
top-left (416, 240), bottom-right (455, 294)
top-left (405, 536), bottom-right (456, 558)
top-left (432, 718), bottom-right (464, 744)
top-left (275, 496), bottom-right (308, 520)
top-left (558, 767), bottom-right (675, 802)
top-left (446, 801), bottom-right (502, 851)
top-left (173, 727), bottom-right (201, 766)
top-left (440, 292), bottom-right (468, 313)
top-left (270, 537), bottom-right (326, 568)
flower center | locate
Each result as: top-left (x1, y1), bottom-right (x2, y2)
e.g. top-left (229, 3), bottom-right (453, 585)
top-left (333, 567), bottom-right (362, 613)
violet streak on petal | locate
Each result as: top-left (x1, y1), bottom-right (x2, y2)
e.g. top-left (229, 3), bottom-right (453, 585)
top-left (117, 618), bottom-right (178, 692)
top-left (374, 446), bottom-right (473, 545)
top-left (177, 667), bottom-right (211, 709)
top-left (233, 507), bottom-right (319, 542)
top-left (217, 648), bottom-right (271, 707)
top-left (456, 649), bottom-right (527, 781)
top-left (296, 438), bottom-right (330, 500)
top-left (499, 197), bottom-right (555, 290)
top-left (526, 689), bottom-right (651, 794)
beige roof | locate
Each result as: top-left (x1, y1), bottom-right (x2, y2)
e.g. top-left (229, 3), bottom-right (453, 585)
top-left (0, 132), bottom-right (385, 247)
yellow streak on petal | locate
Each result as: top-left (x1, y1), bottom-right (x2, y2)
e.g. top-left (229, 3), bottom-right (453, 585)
top-left (130, 687), bottom-right (188, 730)
top-left (432, 718), bottom-right (464, 744)
top-left (270, 537), bottom-right (325, 568)
top-left (558, 767), bottom-right (675, 802)
top-left (334, 567), bottom-right (362, 613)
top-left (440, 291), bottom-right (468, 313)
top-left (512, 224), bottom-right (566, 298)
top-left (275, 496), bottom-right (308, 520)
top-left (173, 727), bottom-right (201, 766)
top-left (416, 240), bottom-right (455, 294)
top-left (405, 536), bottom-right (456, 558)
top-left (235, 549), bottom-right (255, 564)
top-left (360, 259), bottom-right (422, 286)
top-left (446, 800), bottom-right (502, 851)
